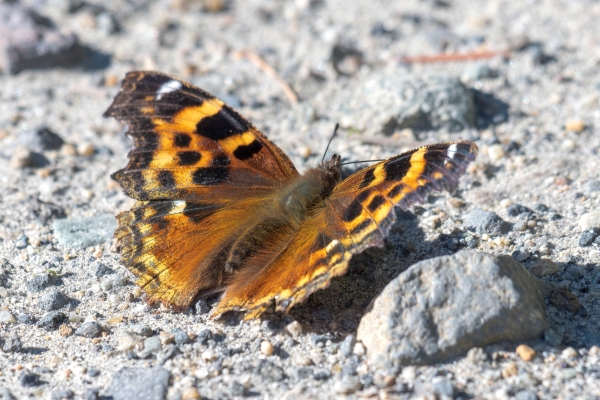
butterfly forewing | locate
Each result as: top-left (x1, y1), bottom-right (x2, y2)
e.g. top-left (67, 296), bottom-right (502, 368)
top-left (105, 71), bottom-right (298, 201)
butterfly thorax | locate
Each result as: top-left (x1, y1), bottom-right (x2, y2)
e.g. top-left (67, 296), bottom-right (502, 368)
top-left (280, 154), bottom-right (341, 221)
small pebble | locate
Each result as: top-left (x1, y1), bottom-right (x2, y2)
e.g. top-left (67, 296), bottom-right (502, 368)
top-left (194, 299), bottom-right (210, 314)
top-left (529, 259), bottom-right (560, 277)
top-left (579, 228), bottom-right (600, 247)
top-left (446, 197), bottom-right (466, 209)
top-left (333, 374), bottom-right (362, 394)
top-left (0, 311), bottom-right (16, 324)
top-left (77, 143), bottom-right (95, 157)
top-left (285, 321), bottom-right (303, 336)
top-left (561, 347), bottom-right (578, 360)
top-left (544, 328), bottom-right (563, 346)
top-left (578, 212), bottom-right (600, 231)
top-left (353, 342), bottom-right (366, 356)
top-left (261, 340), bottom-right (275, 356)
top-left (202, 349), bottom-right (217, 361)
top-left (487, 144), bottom-right (505, 162)
top-left (512, 250), bottom-right (530, 262)
top-left (181, 387), bottom-right (201, 400)
top-left (562, 368), bottom-right (577, 380)
top-left (143, 336), bottom-right (162, 354)
top-left (565, 119), bottom-right (586, 133)
top-left (58, 324), bottom-right (73, 337)
top-left (159, 331), bottom-right (175, 345)
top-left (516, 344), bottom-right (536, 361)
top-left (75, 322), bottom-right (103, 338)
top-left (9, 147), bottom-right (33, 169)
top-left (401, 366), bottom-right (416, 381)
top-left (2, 333), bottom-right (22, 353)
top-left (501, 362), bottom-right (518, 378)
top-left (129, 324), bottom-right (153, 337)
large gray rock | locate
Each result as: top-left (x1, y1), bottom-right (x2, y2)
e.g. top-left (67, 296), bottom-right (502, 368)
top-left (336, 74), bottom-right (475, 135)
top-left (53, 215), bottom-right (117, 248)
top-left (107, 367), bottom-right (170, 400)
top-left (357, 250), bottom-right (547, 367)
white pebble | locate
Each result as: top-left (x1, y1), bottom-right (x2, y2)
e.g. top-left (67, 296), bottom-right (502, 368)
top-left (202, 349), bottom-right (217, 361)
top-left (285, 321), bottom-right (303, 336)
top-left (578, 212), bottom-right (600, 232)
top-left (487, 144), bottom-right (505, 162)
top-left (0, 311), bottom-right (16, 324)
top-left (561, 347), bottom-right (578, 360)
top-left (260, 340), bottom-right (275, 356)
top-left (401, 366), bottom-right (416, 381)
top-left (353, 342), bottom-right (366, 356)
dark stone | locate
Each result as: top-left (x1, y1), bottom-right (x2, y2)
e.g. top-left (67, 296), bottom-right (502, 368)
top-left (19, 373), bottom-right (40, 387)
top-left (2, 333), bottom-right (22, 353)
top-left (464, 208), bottom-right (511, 235)
top-left (254, 360), bottom-right (285, 382)
top-left (194, 298), bottom-right (210, 314)
top-left (36, 311), bottom-right (67, 330)
top-left (18, 126), bottom-right (64, 152)
top-left (579, 228), bottom-right (600, 247)
top-left (14, 234), bottom-right (28, 249)
top-left (93, 263), bottom-right (113, 278)
top-left (313, 371), bottom-right (331, 380)
top-left (75, 321), bottom-right (103, 338)
top-left (432, 377), bottom-right (454, 397)
top-left (107, 367), bottom-right (170, 400)
top-left (549, 287), bottom-right (581, 314)
top-left (507, 204), bottom-right (533, 217)
top-left (534, 203), bottom-right (549, 213)
top-left (38, 290), bottom-right (70, 311)
top-left (173, 329), bottom-right (191, 345)
top-left (50, 389), bottom-right (74, 400)
top-left (229, 381), bottom-right (248, 397)
top-left (464, 209), bottom-right (511, 235)
top-left (157, 346), bottom-right (181, 365)
top-left (0, 3), bottom-right (85, 74)
top-left (83, 388), bottom-right (99, 400)
top-left (87, 368), bottom-right (100, 377)
top-left (196, 329), bottom-right (212, 344)
top-left (358, 251), bottom-right (547, 367)
top-left (26, 273), bottom-right (53, 293)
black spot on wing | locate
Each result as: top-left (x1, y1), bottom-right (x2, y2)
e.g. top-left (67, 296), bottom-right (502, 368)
top-left (212, 154), bottom-right (231, 167)
top-left (233, 140), bottom-right (263, 160)
top-left (157, 170), bottom-right (176, 188)
top-left (343, 199), bottom-right (363, 222)
top-left (195, 107), bottom-right (250, 141)
top-left (388, 183), bottom-right (404, 199)
top-left (359, 168), bottom-right (376, 189)
top-left (130, 150), bottom-right (154, 169)
top-left (177, 151), bottom-right (202, 166)
top-left (192, 167), bottom-right (229, 186)
top-left (383, 155), bottom-right (412, 181)
top-left (174, 134), bottom-right (191, 148)
top-left (368, 195), bottom-right (386, 212)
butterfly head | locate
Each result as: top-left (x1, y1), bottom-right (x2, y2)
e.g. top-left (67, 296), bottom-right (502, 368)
top-left (319, 154), bottom-right (342, 198)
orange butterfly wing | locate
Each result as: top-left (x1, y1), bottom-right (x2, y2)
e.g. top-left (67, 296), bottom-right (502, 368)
top-left (107, 71), bottom-right (298, 309)
top-left (212, 141), bottom-right (478, 318)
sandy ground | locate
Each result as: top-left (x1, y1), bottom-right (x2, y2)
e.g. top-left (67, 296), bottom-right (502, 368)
top-left (1, 0), bottom-right (600, 399)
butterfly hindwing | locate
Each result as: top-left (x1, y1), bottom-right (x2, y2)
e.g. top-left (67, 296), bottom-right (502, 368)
top-left (105, 71), bottom-right (298, 201)
top-left (211, 141), bottom-right (477, 318)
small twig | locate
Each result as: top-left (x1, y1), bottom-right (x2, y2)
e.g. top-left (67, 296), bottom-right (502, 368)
top-left (400, 49), bottom-right (510, 64)
top-left (232, 50), bottom-right (299, 105)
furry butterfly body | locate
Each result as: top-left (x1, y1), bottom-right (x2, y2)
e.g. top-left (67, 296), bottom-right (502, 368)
top-left (106, 71), bottom-right (478, 319)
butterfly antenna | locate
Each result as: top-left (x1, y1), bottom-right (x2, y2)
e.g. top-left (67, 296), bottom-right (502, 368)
top-left (321, 123), bottom-right (340, 163)
top-left (341, 159), bottom-right (384, 166)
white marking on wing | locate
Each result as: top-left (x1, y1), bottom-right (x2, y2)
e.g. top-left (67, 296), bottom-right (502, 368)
top-left (156, 80), bottom-right (182, 100)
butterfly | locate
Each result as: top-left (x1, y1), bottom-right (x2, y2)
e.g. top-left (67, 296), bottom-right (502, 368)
top-left (105, 71), bottom-right (478, 320)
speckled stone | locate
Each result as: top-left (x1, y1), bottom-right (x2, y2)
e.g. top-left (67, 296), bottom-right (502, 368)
top-left (107, 367), bottom-right (170, 400)
top-left (358, 251), bottom-right (547, 367)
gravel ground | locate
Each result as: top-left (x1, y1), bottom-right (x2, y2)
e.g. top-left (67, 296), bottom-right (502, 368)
top-left (1, 0), bottom-right (599, 399)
